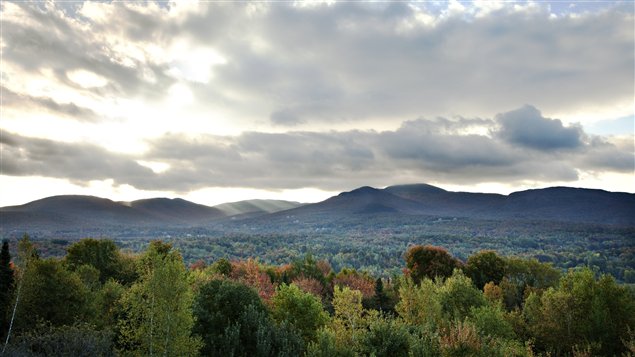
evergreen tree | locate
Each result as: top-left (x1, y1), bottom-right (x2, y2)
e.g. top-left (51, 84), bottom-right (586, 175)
top-left (0, 240), bottom-right (14, 338)
top-left (373, 278), bottom-right (390, 312)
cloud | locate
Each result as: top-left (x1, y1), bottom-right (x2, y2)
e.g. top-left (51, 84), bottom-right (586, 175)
top-left (0, 130), bottom-right (157, 187)
top-left (270, 109), bottom-right (305, 126)
top-left (495, 105), bottom-right (583, 150)
top-left (1, 1), bottom-right (632, 133)
top-left (2, 87), bottom-right (100, 122)
top-left (2, 107), bottom-right (630, 193)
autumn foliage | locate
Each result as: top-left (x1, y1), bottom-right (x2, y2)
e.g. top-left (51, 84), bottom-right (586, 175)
top-left (405, 245), bottom-right (461, 283)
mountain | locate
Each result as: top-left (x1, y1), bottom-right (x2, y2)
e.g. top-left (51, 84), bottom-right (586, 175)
top-left (1, 184), bottom-right (633, 237)
top-left (213, 199), bottom-right (304, 217)
top-left (127, 198), bottom-right (225, 223)
top-left (384, 184), bottom-right (505, 216)
top-left (0, 196), bottom-right (305, 234)
top-left (252, 184), bottom-right (635, 227)
top-left (0, 195), bottom-right (224, 233)
top-left (500, 187), bottom-right (635, 225)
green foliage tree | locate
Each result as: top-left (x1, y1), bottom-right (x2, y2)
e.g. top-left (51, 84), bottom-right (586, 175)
top-left (305, 328), bottom-right (355, 357)
top-left (465, 250), bottom-right (506, 289)
top-left (501, 257), bottom-right (560, 310)
top-left (14, 259), bottom-right (89, 331)
top-left (270, 283), bottom-right (328, 343)
top-left (117, 241), bottom-right (200, 356)
top-left (469, 303), bottom-right (515, 340)
top-left (524, 268), bottom-right (635, 356)
top-left (64, 239), bottom-right (122, 284)
top-left (438, 269), bottom-right (486, 321)
top-left (331, 286), bottom-right (368, 351)
top-left (373, 278), bottom-right (391, 312)
top-left (193, 278), bottom-right (304, 356)
top-left (359, 316), bottom-right (410, 357)
top-left (192, 279), bottom-right (267, 355)
top-left (210, 257), bottom-right (233, 276)
top-left (396, 276), bottom-right (442, 329)
top-left (405, 245), bottom-right (461, 283)
top-left (93, 279), bottom-right (125, 331)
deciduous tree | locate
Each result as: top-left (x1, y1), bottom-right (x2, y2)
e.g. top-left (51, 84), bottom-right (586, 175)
top-left (117, 241), bottom-right (200, 356)
top-left (405, 245), bottom-right (461, 283)
top-left (270, 283), bottom-right (328, 342)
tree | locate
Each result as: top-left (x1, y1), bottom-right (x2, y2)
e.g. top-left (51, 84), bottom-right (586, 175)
top-left (64, 239), bottom-right (122, 284)
top-left (229, 258), bottom-right (276, 301)
top-left (117, 241), bottom-right (200, 356)
top-left (3, 323), bottom-right (113, 356)
top-left (333, 269), bottom-right (375, 301)
top-left (469, 304), bottom-right (515, 340)
top-left (465, 251), bottom-right (506, 289)
top-left (0, 240), bottom-right (14, 338)
top-left (270, 283), bottom-right (328, 343)
top-left (192, 279), bottom-right (267, 356)
top-left (13, 259), bottom-right (90, 331)
top-left (193, 279), bottom-right (303, 356)
top-left (483, 282), bottom-right (503, 304)
top-left (396, 277), bottom-right (442, 329)
top-left (405, 245), bottom-right (461, 283)
top-left (501, 257), bottom-right (560, 309)
top-left (437, 269), bottom-right (486, 321)
top-left (524, 268), bottom-right (635, 356)
top-left (359, 317), bottom-right (410, 357)
top-left (373, 278), bottom-right (391, 312)
top-left (331, 286), bottom-right (369, 352)
top-left (439, 320), bottom-right (482, 357)
top-left (306, 328), bottom-right (355, 357)
top-left (210, 258), bottom-right (232, 276)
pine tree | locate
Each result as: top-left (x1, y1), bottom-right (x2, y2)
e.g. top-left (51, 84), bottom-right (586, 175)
top-left (0, 240), bottom-right (14, 338)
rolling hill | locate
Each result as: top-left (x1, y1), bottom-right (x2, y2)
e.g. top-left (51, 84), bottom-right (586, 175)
top-left (214, 199), bottom-right (304, 217)
top-left (1, 184), bottom-right (633, 238)
top-left (252, 184), bottom-right (635, 227)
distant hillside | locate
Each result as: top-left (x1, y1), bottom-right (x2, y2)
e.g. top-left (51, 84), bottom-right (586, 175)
top-left (214, 199), bottom-right (304, 217)
top-left (0, 196), bottom-right (304, 235)
top-left (255, 184), bottom-right (635, 227)
top-left (0, 195), bottom-right (223, 234)
top-left (127, 198), bottom-right (225, 223)
top-left (1, 184), bottom-right (633, 237)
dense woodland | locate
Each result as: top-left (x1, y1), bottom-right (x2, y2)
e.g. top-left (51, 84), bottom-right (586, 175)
top-left (0, 236), bottom-right (634, 356)
top-left (14, 216), bottom-right (635, 283)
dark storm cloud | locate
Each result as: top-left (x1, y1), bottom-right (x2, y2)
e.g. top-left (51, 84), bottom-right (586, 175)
top-left (2, 87), bottom-right (100, 122)
top-left (495, 105), bottom-right (583, 150)
top-left (1, 105), bottom-right (632, 192)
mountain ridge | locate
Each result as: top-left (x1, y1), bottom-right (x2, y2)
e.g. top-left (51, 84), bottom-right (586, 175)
top-left (1, 184), bottom-right (633, 237)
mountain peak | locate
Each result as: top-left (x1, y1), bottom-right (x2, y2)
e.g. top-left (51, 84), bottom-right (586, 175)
top-left (385, 183), bottom-right (446, 194)
top-left (338, 186), bottom-right (382, 197)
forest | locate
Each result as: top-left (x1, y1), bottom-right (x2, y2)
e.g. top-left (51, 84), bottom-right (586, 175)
top-left (0, 236), bottom-right (634, 356)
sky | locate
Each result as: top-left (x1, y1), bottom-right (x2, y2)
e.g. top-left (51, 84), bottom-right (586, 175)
top-left (0, 0), bottom-right (633, 207)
